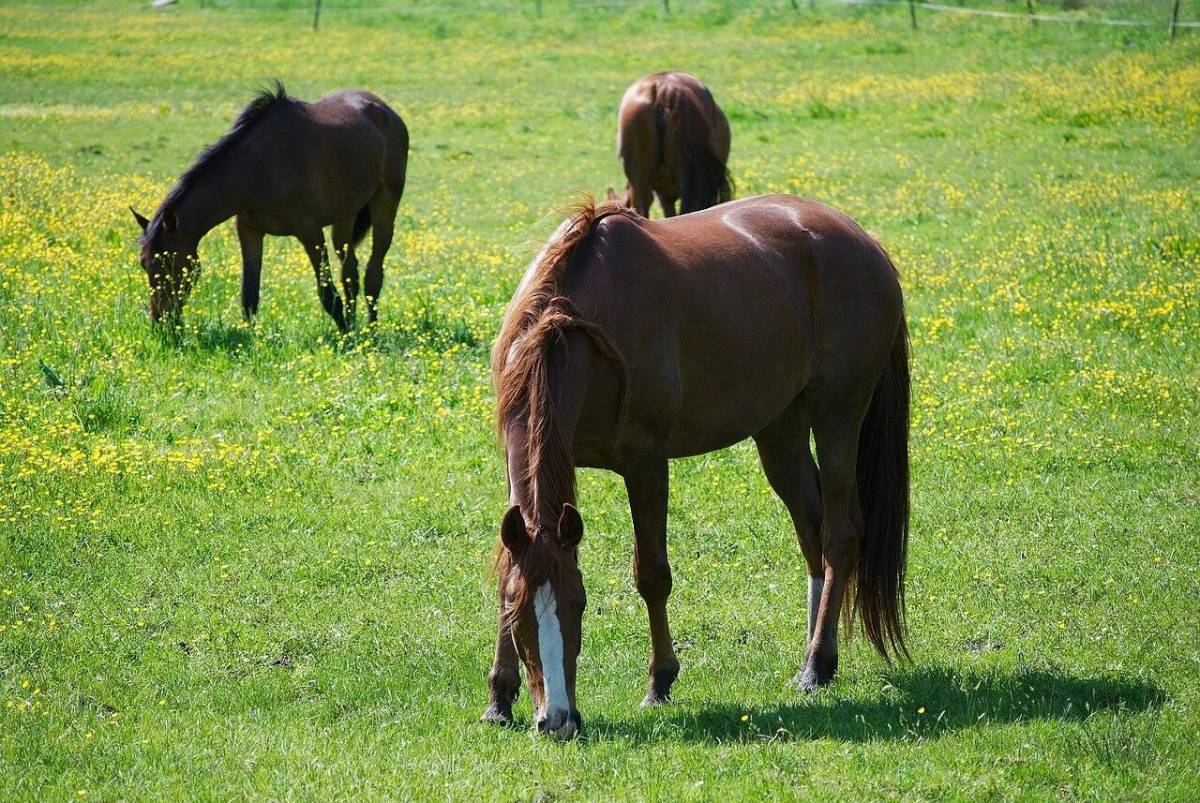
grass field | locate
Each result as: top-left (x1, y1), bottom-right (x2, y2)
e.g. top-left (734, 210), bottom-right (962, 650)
top-left (2, 0), bottom-right (1199, 799)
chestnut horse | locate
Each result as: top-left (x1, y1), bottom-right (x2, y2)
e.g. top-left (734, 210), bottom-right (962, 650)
top-left (130, 81), bottom-right (408, 331)
top-left (610, 71), bottom-right (732, 218)
top-left (484, 196), bottom-right (910, 740)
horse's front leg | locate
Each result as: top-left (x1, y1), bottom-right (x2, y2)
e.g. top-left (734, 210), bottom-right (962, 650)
top-left (625, 461), bottom-right (680, 707)
top-left (236, 217), bottom-right (263, 321)
top-left (481, 599), bottom-right (521, 726)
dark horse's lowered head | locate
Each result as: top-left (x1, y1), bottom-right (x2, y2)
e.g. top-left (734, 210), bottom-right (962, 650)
top-left (607, 71), bottom-right (732, 218)
top-left (484, 196), bottom-right (909, 740)
top-left (131, 81), bottom-right (408, 330)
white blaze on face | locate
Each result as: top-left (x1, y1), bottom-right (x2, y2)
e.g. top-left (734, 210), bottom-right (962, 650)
top-left (807, 576), bottom-right (825, 643)
top-left (534, 582), bottom-right (570, 717)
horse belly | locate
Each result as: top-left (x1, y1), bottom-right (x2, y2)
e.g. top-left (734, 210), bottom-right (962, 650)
top-left (665, 288), bottom-right (808, 457)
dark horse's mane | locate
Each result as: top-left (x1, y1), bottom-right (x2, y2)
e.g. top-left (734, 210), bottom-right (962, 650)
top-left (145, 80), bottom-right (294, 239)
top-left (491, 200), bottom-right (633, 607)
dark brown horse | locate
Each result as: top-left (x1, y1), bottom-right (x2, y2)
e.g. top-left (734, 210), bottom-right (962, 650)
top-left (483, 196), bottom-right (910, 740)
top-left (130, 81), bottom-right (408, 331)
top-left (609, 71), bottom-right (732, 218)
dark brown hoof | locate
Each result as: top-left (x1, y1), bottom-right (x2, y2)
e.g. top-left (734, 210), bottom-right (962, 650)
top-left (480, 704), bottom-right (514, 727)
top-left (792, 653), bottom-right (838, 693)
top-left (640, 665), bottom-right (679, 708)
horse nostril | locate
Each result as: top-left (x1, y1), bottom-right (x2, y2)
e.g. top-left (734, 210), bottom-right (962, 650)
top-left (536, 716), bottom-right (549, 733)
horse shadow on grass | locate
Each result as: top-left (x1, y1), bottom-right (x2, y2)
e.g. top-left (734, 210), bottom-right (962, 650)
top-left (584, 665), bottom-right (1166, 744)
top-left (149, 316), bottom-right (255, 355)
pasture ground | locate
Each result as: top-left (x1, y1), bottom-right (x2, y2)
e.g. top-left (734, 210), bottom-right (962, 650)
top-left (1, 1), bottom-right (1198, 799)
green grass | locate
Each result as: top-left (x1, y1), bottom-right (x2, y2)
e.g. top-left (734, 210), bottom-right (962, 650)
top-left (2, 1), bottom-right (1198, 799)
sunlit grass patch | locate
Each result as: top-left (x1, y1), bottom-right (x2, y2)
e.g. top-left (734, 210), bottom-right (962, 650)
top-left (0, 1), bottom-right (1198, 800)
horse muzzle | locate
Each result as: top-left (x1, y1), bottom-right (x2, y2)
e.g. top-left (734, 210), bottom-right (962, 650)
top-left (536, 707), bottom-right (581, 741)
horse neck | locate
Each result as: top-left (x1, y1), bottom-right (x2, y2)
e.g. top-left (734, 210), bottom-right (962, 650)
top-left (168, 158), bottom-right (249, 243)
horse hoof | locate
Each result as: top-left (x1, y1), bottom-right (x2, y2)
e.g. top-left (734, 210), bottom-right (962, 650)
top-left (791, 670), bottom-right (821, 694)
top-left (480, 705), bottom-right (514, 727)
top-left (791, 654), bottom-right (838, 693)
top-left (640, 664), bottom-right (679, 709)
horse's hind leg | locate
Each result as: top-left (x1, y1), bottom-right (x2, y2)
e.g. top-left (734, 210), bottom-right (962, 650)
top-left (364, 192), bottom-right (399, 324)
top-left (332, 217), bottom-right (360, 328)
top-left (625, 460), bottom-right (680, 707)
top-left (654, 192), bottom-right (678, 218)
top-left (797, 400), bottom-right (871, 692)
top-left (627, 180), bottom-right (653, 218)
top-left (297, 228), bottom-right (348, 332)
top-left (754, 403), bottom-right (824, 654)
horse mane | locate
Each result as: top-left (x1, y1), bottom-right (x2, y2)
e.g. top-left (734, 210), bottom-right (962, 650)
top-left (491, 198), bottom-right (632, 530)
top-left (145, 79), bottom-right (294, 240)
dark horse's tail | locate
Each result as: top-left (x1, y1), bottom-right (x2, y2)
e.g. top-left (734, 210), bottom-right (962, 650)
top-left (660, 86), bottom-right (733, 213)
top-left (853, 315), bottom-right (911, 662)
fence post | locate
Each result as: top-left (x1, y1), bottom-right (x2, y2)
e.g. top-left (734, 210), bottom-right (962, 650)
top-left (1169, 0), bottom-right (1181, 41)
top-left (312, 0), bottom-right (320, 31)
top-left (1026, 0), bottom-right (1036, 25)
top-left (663, 0), bottom-right (671, 13)
top-left (909, 0), bottom-right (918, 29)
top-left (536, 0), bottom-right (543, 16)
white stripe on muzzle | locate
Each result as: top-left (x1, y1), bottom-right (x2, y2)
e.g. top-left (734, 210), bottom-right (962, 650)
top-left (534, 582), bottom-right (570, 717)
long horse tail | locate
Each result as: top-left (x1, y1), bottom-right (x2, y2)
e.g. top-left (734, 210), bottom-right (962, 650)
top-left (852, 313), bottom-right (911, 662)
top-left (663, 85), bottom-right (733, 213)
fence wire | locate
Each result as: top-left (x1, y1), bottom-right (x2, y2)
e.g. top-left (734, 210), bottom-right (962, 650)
top-left (830, 0), bottom-right (1199, 27)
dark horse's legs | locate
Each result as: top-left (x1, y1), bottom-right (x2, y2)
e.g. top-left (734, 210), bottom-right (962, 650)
top-left (298, 229), bottom-right (348, 332)
top-left (628, 180), bottom-right (653, 218)
top-left (625, 461), bottom-right (680, 707)
top-left (364, 192), bottom-right (399, 325)
top-left (481, 602), bottom-right (521, 726)
top-left (655, 192), bottom-right (678, 218)
top-left (754, 404), bottom-right (826, 680)
top-left (236, 217), bottom-right (264, 321)
top-left (332, 217), bottom-right (361, 328)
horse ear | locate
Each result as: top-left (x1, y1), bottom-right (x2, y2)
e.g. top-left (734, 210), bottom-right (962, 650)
top-left (162, 210), bottom-right (178, 233)
top-left (606, 187), bottom-right (619, 203)
top-left (558, 503), bottom-right (584, 550)
top-left (500, 505), bottom-right (529, 556)
top-left (130, 207), bottom-right (150, 232)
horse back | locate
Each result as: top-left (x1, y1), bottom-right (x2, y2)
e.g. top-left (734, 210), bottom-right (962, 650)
top-left (565, 197), bottom-right (901, 460)
top-left (243, 91), bottom-right (405, 223)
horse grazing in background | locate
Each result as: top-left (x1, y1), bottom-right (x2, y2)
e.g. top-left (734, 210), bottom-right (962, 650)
top-left (130, 81), bottom-right (408, 331)
top-left (483, 196), bottom-right (910, 740)
top-left (608, 71), bottom-right (732, 218)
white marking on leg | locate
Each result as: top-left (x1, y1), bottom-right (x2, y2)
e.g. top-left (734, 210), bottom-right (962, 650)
top-left (807, 576), bottom-right (824, 643)
top-left (534, 582), bottom-right (570, 720)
